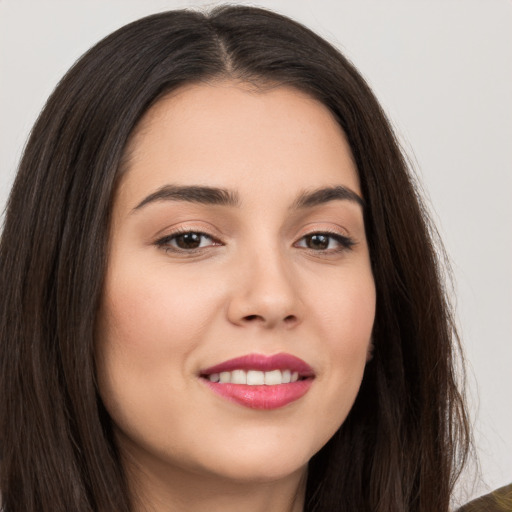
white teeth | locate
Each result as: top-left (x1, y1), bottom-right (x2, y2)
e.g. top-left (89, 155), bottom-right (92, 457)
top-left (219, 371), bottom-right (231, 383)
top-left (207, 369), bottom-right (304, 385)
top-left (231, 369), bottom-right (247, 384)
top-left (246, 370), bottom-right (265, 385)
top-left (264, 369), bottom-right (282, 385)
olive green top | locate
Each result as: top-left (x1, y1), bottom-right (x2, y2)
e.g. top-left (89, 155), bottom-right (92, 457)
top-left (457, 484), bottom-right (512, 512)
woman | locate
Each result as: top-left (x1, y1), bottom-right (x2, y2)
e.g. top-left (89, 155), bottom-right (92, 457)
top-left (0, 6), bottom-right (471, 512)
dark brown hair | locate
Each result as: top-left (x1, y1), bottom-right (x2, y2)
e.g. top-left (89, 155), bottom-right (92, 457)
top-left (0, 6), bottom-right (470, 511)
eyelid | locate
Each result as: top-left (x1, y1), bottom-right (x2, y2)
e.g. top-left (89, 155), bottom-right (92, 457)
top-left (293, 222), bottom-right (352, 240)
top-left (152, 220), bottom-right (223, 242)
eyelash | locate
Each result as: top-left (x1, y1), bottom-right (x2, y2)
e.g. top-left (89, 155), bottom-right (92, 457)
top-left (154, 229), bottom-right (355, 255)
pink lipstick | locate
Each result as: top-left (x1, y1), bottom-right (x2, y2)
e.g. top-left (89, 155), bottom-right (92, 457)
top-left (200, 353), bottom-right (314, 410)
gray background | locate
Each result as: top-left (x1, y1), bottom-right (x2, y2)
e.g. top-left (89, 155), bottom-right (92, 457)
top-left (1, 0), bottom-right (511, 505)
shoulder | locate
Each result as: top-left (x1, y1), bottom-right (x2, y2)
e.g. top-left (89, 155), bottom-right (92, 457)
top-left (457, 484), bottom-right (512, 512)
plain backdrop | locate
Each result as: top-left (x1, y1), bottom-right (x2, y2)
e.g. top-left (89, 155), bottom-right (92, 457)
top-left (1, 0), bottom-right (511, 506)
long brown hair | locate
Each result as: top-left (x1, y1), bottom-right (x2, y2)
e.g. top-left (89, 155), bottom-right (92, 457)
top-left (0, 6), bottom-right (470, 511)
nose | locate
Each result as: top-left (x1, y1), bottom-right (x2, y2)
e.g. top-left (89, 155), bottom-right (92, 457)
top-left (226, 249), bottom-right (303, 329)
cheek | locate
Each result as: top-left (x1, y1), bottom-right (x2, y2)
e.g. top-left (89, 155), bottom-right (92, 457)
top-left (98, 264), bottom-right (219, 360)
top-left (304, 269), bottom-right (375, 425)
top-left (312, 266), bottom-right (376, 352)
top-left (94, 267), bottom-right (212, 415)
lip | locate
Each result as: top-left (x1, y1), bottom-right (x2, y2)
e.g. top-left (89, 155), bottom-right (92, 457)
top-left (200, 353), bottom-right (315, 410)
top-left (200, 353), bottom-right (314, 376)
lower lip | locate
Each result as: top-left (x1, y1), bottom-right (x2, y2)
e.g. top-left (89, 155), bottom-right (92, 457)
top-left (202, 379), bottom-right (313, 410)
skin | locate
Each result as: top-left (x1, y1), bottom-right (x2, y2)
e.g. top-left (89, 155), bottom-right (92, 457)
top-left (96, 81), bottom-right (376, 512)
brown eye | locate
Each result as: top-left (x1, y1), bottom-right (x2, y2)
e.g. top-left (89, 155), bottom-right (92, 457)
top-left (156, 231), bottom-right (219, 252)
top-left (295, 232), bottom-right (355, 252)
top-left (174, 232), bottom-right (204, 249)
top-left (305, 234), bottom-right (330, 250)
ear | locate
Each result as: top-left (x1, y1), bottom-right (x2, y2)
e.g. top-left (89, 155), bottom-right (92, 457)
top-left (366, 339), bottom-right (374, 362)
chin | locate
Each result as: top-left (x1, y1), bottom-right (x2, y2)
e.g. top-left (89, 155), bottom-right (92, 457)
top-left (189, 435), bottom-right (315, 484)
top-left (203, 456), bottom-right (309, 484)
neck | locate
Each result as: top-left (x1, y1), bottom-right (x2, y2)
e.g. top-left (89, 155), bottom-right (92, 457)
top-left (126, 459), bottom-right (307, 512)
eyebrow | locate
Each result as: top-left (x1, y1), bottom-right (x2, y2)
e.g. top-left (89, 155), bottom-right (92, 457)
top-left (132, 185), bottom-right (241, 212)
top-left (291, 186), bottom-right (365, 209)
top-left (132, 184), bottom-right (364, 213)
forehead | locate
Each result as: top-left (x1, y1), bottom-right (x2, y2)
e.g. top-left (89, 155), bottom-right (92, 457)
top-left (117, 81), bottom-right (360, 207)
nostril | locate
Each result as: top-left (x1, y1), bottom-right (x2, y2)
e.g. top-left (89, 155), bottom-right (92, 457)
top-left (236, 308), bottom-right (301, 327)
top-left (243, 314), bottom-right (297, 324)
top-left (244, 314), bottom-right (262, 322)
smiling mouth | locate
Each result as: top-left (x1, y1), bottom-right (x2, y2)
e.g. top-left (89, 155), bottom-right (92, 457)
top-left (199, 353), bottom-right (315, 409)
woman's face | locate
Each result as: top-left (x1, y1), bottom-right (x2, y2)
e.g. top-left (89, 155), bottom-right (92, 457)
top-left (96, 81), bottom-right (376, 486)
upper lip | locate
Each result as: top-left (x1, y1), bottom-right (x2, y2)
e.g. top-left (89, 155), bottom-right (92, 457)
top-left (200, 353), bottom-right (315, 377)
